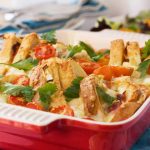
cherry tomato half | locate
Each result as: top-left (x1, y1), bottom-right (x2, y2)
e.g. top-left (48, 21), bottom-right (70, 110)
top-left (8, 95), bottom-right (26, 106)
top-left (51, 105), bottom-right (74, 116)
top-left (13, 75), bottom-right (29, 86)
top-left (34, 43), bottom-right (56, 59)
top-left (26, 102), bottom-right (43, 110)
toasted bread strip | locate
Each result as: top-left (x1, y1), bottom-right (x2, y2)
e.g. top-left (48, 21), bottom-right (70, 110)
top-left (111, 84), bottom-right (150, 122)
top-left (0, 33), bottom-right (19, 64)
top-left (127, 42), bottom-right (141, 66)
top-left (58, 59), bottom-right (87, 90)
top-left (47, 58), bottom-right (62, 91)
top-left (80, 75), bottom-right (99, 116)
top-left (13, 33), bottom-right (39, 63)
top-left (111, 102), bottom-right (140, 122)
top-left (109, 39), bottom-right (125, 66)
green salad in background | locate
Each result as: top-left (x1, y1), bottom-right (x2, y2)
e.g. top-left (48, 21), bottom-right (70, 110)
top-left (91, 10), bottom-right (150, 34)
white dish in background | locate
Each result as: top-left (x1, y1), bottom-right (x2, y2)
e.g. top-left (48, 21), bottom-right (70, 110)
top-left (56, 29), bottom-right (150, 50)
top-left (0, 29), bottom-right (150, 126)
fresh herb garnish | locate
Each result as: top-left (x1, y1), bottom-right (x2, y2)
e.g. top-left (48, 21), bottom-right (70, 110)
top-left (10, 58), bottom-right (39, 71)
top-left (41, 30), bottom-right (57, 44)
top-left (137, 59), bottom-right (150, 78)
top-left (79, 41), bottom-right (97, 58)
top-left (66, 45), bottom-right (83, 58)
top-left (142, 39), bottom-right (150, 59)
top-left (38, 83), bottom-right (57, 108)
top-left (64, 77), bottom-right (83, 101)
top-left (136, 10), bottom-right (150, 21)
top-left (92, 50), bottom-right (110, 61)
top-left (96, 86), bottom-right (115, 105)
top-left (0, 75), bottom-right (3, 78)
top-left (127, 24), bottom-right (139, 32)
top-left (0, 82), bottom-right (35, 102)
top-left (66, 41), bottom-right (97, 58)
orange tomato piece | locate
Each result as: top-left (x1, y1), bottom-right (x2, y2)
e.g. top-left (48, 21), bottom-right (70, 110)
top-left (26, 102), bottom-right (43, 110)
top-left (78, 59), bottom-right (100, 74)
top-left (98, 54), bottom-right (110, 66)
top-left (93, 66), bottom-right (133, 80)
top-left (112, 66), bottom-right (133, 77)
top-left (8, 95), bottom-right (26, 106)
top-left (93, 66), bottom-right (113, 80)
top-left (51, 105), bottom-right (74, 116)
top-left (13, 75), bottom-right (30, 86)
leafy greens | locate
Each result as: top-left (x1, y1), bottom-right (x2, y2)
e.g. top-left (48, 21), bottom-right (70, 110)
top-left (10, 58), bottom-right (39, 71)
top-left (79, 41), bottom-right (97, 58)
top-left (96, 86), bottom-right (115, 105)
top-left (92, 50), bottom-right (110, 61)
top-left (38, 83), bottom-right (57, 108)
top-left (41, 30), bottom-right (57, 44)
top-left (64, 77), bottom-right (83, 101)
top-left (0, 82), bottom-right (35, 102)
top-left (137, 59), bottom-right (150, 78)
top-left (142, 39), bottom-right (150, 59)
top-left (66, 45), bottom-right (83, 58)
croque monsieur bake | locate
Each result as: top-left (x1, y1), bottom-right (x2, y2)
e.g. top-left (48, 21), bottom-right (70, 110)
top-left (0, 31), bottom-right (150, 122)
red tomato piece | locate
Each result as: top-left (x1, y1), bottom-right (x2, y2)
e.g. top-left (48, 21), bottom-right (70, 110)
top-left (51, 105), bottom-right (74, 116)
top-left (78, 59), bottom-right (100, 74)
top-left (8, 95), bottom-right (26, 106)
top-left (83, 117), bottom-right (94, 121)
top-left (34, 43), bottom-right (56, 59)
top-left (13, 75), bottom-right (30, 86)
top-left (26, 102), bottom-right (43, 110)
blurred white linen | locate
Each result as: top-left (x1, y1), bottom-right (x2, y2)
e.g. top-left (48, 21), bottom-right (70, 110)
top-left (101, 0), bottom-right (150, 16)
top-left (0, 0), bottom-right (106, 33)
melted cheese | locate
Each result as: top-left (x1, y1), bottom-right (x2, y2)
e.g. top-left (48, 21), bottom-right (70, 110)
top-left (69, 98), bottom-right (85, 118)
top-left (0, 94), bottom-right (8, 103)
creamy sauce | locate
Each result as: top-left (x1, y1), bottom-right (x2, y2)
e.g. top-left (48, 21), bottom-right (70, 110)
top-left (0, 94), bottom-right (8, 103)
top-left (69, 98), bottom-right (85, 118)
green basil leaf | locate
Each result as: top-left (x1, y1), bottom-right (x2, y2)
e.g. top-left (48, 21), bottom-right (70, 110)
top-left (96, 86), bottom-right (115, 105)
top-left (41, 30), bottom-right (57, 44)
top-left (92, 50), bottom-right (110, 61)
top-left (0, 82), bottom-right (35, 102)
top-left (38, 83), bottom-right (57, 108)
top-left (66, 45), bottom-right (83, 58)
top-left (137, 59), bottom-right (150, 78)
top-left (10, 58), bottom-right (39, 71)
top-left (141, 39), bottom-right (150, 59)
top-left (64, 77), bottom-right (83, 101)
top-left (79, 41), bottom-right (97, 58)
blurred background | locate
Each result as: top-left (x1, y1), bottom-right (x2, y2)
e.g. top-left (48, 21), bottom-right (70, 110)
top-left (0, 0), bottom-right (149, 33)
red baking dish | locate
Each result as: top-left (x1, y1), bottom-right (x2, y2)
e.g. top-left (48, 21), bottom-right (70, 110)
top-left (0, 97), bottom-right (150, 150)
top-left (0, 30), bottom-right (150, 150)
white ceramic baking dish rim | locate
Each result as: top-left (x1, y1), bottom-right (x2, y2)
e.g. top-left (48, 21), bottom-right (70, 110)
top-left (0, 96), bottom-right (149, 127)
